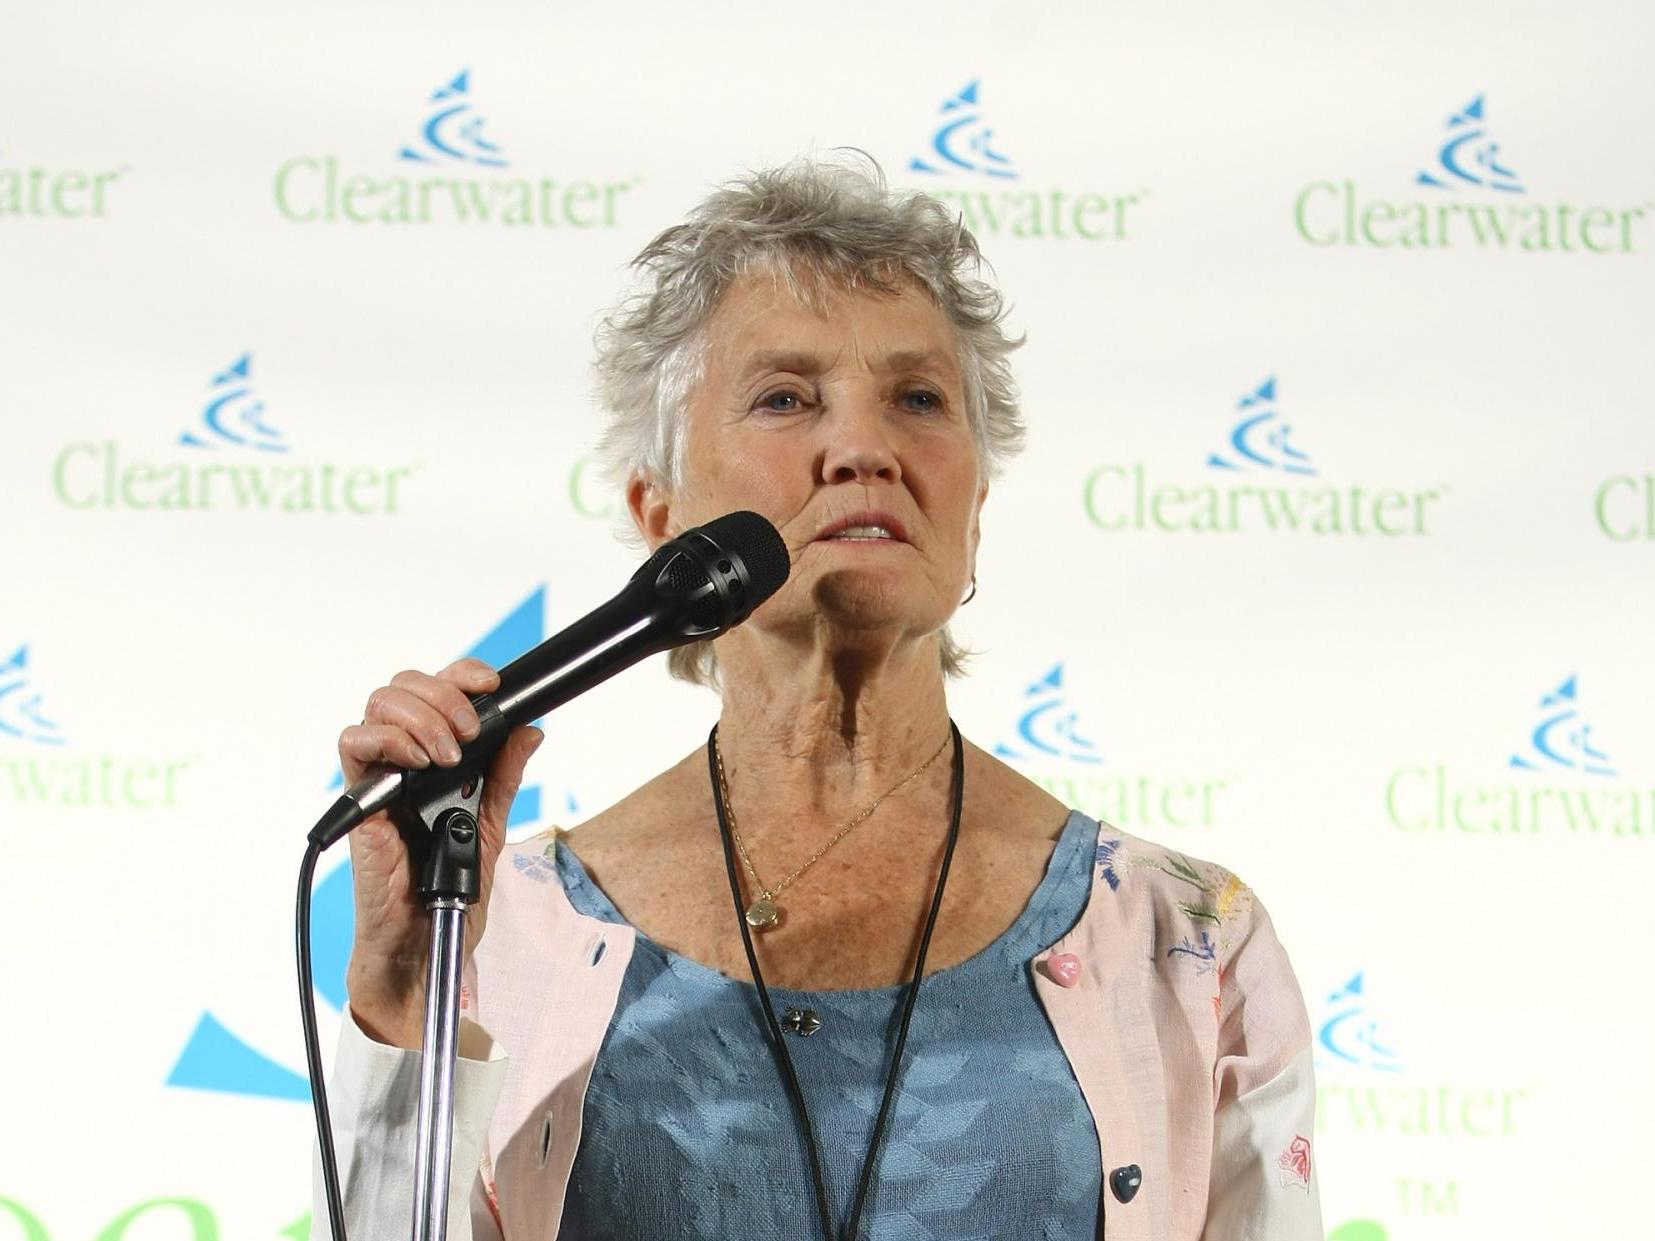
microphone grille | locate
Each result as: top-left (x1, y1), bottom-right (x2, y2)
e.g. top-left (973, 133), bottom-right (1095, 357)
top-left (703, 510), bottom-right (790, 604)
top-left (663, 551), bottom-right (707, 595)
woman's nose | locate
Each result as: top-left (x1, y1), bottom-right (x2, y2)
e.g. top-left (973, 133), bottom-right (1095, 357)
top-left (820, 402), bottom-right (901, 485)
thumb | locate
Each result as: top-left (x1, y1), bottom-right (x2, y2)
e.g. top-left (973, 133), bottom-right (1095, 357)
top-left (478, 725), bottom-right (546, 848)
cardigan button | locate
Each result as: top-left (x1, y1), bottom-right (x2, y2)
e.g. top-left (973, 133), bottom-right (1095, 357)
top-left (1110, 1164), bottom-right (1142, 1204)
top-left (1045, 952), bottom-right (1082, 988)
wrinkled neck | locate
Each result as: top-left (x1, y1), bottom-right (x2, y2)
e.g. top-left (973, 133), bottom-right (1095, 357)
top-left (710, 628), bottom-right (954, 829)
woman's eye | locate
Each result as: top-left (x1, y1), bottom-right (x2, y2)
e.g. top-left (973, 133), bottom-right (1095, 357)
top-left (901, 389), bottom-right (943, 413)
top-left (758, 390), bottom-right (804, 413)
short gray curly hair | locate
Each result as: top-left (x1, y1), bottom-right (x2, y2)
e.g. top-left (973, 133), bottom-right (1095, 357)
top-left (593, 156), bottom-right (1026, 686)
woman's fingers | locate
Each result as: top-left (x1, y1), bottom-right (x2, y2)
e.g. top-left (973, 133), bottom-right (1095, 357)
top-left (338, 722), bottom-right (434, 783)
top-left (437, 657), bottom-right (501, 695)
top-left (388, 667), bottom-right (484, 740)
top-left (336, 661), bottom-right (501, 784)
top-left (361, 684), bottom-right (469, 766)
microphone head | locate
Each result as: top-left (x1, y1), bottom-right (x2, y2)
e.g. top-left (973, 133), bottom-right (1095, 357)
top-left (642, 510), bottom-right (791, 636)
top-left (701, 510), bottom-right (791, 604)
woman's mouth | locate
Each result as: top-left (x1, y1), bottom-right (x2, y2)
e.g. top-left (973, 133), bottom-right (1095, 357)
top-left (815, 513), bottom-right (909, 543)
top-left (830, 525), bottom-right (895, 541)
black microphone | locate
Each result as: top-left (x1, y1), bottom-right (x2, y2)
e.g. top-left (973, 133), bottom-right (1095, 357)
top-left (309, 510), bottom-right (790, 847)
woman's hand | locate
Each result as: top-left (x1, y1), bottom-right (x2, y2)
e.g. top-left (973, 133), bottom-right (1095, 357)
top-left (336, 657), bottom-right (544, 1049)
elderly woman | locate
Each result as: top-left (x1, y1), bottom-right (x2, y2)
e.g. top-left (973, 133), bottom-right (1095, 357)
top-left (318, 160), bottom-right (1322, 1240)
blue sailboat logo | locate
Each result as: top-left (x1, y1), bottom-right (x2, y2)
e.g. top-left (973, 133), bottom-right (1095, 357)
top-left (1415, 96), bottom-right (1523, 193)
top-left (178, 354), bottom-right (286, 453)
top-left (908, 81), bottom-right (1018, 180)
top-left (994, 664), bottom-right (1102, 764)
top-left (1317, 972), bottom-right (1402, 1072)
top-left (399, 70), bottom-right (508, 168)
top-left (1206, 377), bottom-right (1315, 476)
top-left (0, 646), bottom-right (67, 746)
top-left (1508, 675), bottom-right (1616, 777)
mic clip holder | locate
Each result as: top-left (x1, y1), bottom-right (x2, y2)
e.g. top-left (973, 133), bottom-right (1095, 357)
top-left (392, 774), bottom-right (485, 1241)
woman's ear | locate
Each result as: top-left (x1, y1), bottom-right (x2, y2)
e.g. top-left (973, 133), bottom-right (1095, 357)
top-left (627, 473), bottom-right (675, 550)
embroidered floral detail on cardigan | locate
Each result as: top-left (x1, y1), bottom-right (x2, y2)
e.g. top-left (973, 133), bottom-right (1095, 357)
top-left (1090, 833), bottom-right (1254, 977)
top-left (1095, 838), bottom-right (1124, 891)
top-left (1155, 851), bottom-right (1252, 939)
top-left (1167, 930), bottom-right (1219, 974)
top-left (1277, 1135), bottom-right (1313, 1189)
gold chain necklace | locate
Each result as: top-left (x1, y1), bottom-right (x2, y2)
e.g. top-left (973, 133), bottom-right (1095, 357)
top-left (712, 729), bottom-right (952, 930)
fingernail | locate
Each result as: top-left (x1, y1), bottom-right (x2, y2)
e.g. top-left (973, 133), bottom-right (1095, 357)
top-left (437, 736), bottom-right (462, 765)
top-left (409, 744), bottom-right (432, 768)
top-left (451, 706), bottom-right (479, 740)
top-left (528, 728), bottom-right (546, 754)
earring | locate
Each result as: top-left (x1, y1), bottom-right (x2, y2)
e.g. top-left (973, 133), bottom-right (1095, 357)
top-left (961, 575), bottom-right (978, 605)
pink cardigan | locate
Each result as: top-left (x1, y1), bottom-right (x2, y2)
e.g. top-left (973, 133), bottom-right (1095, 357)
top-left (316, 821), bottom-right (1323, 1240)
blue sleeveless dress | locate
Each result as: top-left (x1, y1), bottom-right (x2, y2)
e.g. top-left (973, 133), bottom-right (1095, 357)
top-left (555, 809), bottom-right (1103, 1239)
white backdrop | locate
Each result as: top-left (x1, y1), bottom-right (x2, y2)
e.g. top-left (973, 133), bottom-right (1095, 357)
top-left (3, 2), bottom-right (1652, 1238)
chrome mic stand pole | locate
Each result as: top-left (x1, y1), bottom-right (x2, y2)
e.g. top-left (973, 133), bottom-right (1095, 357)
top-left (399, 785), bottom-right (485, 1241)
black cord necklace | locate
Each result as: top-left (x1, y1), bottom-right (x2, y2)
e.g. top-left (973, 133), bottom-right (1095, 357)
top-left (706, 721), bottom-right (966, 1241)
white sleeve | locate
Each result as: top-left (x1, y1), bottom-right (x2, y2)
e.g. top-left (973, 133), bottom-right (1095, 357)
top-left (310, 1009), bottom-right (510, 1241)
top-left (1203, 1045), bottom-right (1324, 1240)
top-left (1203, 892), bottom-right (1324, 1241)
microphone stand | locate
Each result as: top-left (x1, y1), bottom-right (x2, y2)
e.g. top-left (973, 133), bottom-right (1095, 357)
top-left (398, 775), bottom-right (486, 1241)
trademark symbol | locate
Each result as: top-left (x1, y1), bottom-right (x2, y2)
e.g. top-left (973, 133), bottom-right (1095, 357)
top-left (1395, 1175), bottom-right (1460, 1216)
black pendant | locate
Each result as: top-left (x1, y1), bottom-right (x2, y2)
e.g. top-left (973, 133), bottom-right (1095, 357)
top-left (781, 1006), bottom-right (822, 1036)
top-left (1110, 1164), bottom-right (1142, 1204)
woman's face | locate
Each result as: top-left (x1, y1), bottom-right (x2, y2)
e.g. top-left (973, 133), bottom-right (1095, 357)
top-left (630, 270), bottom-right (987, 657)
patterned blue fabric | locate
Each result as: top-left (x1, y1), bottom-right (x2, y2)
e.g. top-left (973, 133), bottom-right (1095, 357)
top-left (556, 810), bottom-right (1102, 1240)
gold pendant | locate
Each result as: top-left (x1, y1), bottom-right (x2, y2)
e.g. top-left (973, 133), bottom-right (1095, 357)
top-left (745, 895), bottom-right (780, 930)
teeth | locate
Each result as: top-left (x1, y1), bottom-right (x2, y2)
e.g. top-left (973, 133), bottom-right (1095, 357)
top-left (833, 525), bottom-right (893, 540)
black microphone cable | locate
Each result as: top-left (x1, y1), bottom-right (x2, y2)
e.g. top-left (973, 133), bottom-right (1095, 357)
top-left (297, 838), bottom-right (349, 1241)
